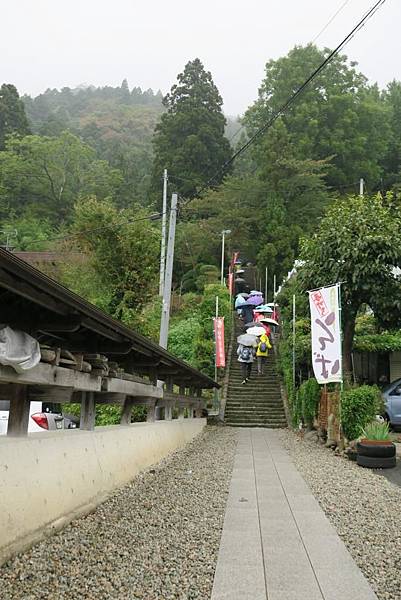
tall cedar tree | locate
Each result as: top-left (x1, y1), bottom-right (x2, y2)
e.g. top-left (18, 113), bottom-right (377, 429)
top-left (150, 59), bottom-right (231, 204)
top-left (0, 84), bottom-right (30, 150)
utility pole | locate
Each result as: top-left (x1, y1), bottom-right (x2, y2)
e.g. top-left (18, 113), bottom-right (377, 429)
top-left (220, 229), bottom-right (231, 286)
top-left (359, 178), bottom-right (364, 197)
top-left (159, 169), bottom-right (168, 296)
top-left (265, 266), bottom-right (268, 301)
top-left (159, 192), bottom-right (178, 349)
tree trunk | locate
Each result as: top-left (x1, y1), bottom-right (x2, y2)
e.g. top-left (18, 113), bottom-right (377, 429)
top-left (343, 315), bottom-right (356, 383)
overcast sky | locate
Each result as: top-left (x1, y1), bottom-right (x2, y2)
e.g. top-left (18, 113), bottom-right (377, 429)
top-left (1, 0), bottom-right (399, 115)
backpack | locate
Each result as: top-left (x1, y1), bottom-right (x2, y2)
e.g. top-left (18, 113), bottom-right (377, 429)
top-left (259, 342), bottom-right (267, 353)
top-left (240, 346), bottom-right (252, 361)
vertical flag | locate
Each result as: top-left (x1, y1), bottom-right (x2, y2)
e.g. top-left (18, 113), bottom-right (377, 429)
top-left (228, 269), bottom-right (234, 295)
top-left (309, 284), bottom-right (342, 384)
top-left (213, 317), bottom-right (226, 368)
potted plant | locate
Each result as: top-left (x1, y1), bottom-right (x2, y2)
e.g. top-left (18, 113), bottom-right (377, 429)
top-left (356, 421), bottom-right (396, 469)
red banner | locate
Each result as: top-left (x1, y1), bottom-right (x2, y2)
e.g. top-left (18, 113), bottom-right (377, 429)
top-left (213, 317), bottom-right (226, 368)
top-left (228, 270), bottom-right (234, 294)
top-left (231, 252), bottom-right (239, 267)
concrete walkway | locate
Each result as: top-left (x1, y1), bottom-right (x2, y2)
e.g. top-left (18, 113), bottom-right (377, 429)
top-left (211, 428), bottom-right (378, 600)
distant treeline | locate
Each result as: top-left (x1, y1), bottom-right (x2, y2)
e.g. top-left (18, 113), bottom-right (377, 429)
top-left (23, 80), bottom-right (163, 131)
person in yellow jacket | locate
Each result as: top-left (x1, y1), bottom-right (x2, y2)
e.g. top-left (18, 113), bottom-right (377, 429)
top-left (256, 333), bottom-right (272, 375)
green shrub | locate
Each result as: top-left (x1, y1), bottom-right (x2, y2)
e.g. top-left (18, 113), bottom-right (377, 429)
top-left (299, 378), bottom-right (321, 427)
top-left (341, 385), bottom-right (382, 441)
top-left (168, 317), bottom-right (202, 364)
top-left (360, 420), bottom-right (390, 441)
top-left (62, 403), bottom-right (146, 426)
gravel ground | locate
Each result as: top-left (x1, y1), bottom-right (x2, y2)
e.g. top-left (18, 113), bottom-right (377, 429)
top-left (281, 430), bottom-right (401, 600)
top-left (0, 426), bottom-right (238, 600)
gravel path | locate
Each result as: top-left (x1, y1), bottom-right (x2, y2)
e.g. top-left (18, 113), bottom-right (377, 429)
top-left (281, 430), bottom-right (401, 600)
top-left (0, 426), bottom-right (238, 600)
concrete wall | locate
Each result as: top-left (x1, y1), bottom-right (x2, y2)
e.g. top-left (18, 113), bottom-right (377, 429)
top-left (0, 419), bottom-right (205, 565)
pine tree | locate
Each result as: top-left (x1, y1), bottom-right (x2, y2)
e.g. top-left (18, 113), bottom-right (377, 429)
top-left (150, 58), bottom-right (231, 203)
top-left (0, 84), bottom-right (31, 150)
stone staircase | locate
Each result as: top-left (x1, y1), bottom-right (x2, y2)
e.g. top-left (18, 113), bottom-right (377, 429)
top-left (224, 316), bottom-right (287, 428)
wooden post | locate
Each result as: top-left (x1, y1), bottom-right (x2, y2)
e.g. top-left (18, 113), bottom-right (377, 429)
top-left (165, 377), bottom-right (173, 420)
top-left (147, 399), bottom-right (156, 422)
top-left (195, 388), bottom-right (203, 418)
top-left (120, 397), bottom-right (133, 425)
top-left (178, 384), bottom-right (186, 420)
top-left (7, 384), bottom-right (30, 436)
top-left (80, 391), bottom-right (96, 431)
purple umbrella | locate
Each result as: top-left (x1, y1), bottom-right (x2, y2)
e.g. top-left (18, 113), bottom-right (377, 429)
top-left (247, 295), bottom-right (263, 306)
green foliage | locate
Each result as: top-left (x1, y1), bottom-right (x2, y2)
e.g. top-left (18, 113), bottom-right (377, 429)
top-left (0, 213), bottom-right (55, 250)
top-left (245, 45), bottom-right (390, 191)
top-left (0, 131), bottom-right (122, 222)
top-left (0, 84), bottom-right (30, 150)
top-left (341, 385), bottom-right (382, 441)
top-left (298, 378), bottom-right (321, 427)
top-left (354, 331), bottom-right (401, 353)
top-left (361, 420), bottom-right (391, 441)
top-left (59, 197), bottom-right (160, 322)
top-left (299, 193), bottom-right (401, 374)
top-left (168, 317), bottom-right (202, 364)
top-left (62, 403), bottom-right (146, 426)
top-left (150, 58), bottom-right (231, 204)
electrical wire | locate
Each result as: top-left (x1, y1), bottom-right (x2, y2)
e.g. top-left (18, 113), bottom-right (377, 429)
top-left (312, 0), bottom-right (352, 43)
top-left (207, 0), bottom-right (354, 173)
top-left (180, 0), bottom-right (387, 205)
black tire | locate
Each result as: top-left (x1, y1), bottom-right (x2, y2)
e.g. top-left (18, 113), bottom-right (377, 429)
top-left (357, 442), bottom-right (396, 458)
top-left (357, 454), bottom-right (396, 469)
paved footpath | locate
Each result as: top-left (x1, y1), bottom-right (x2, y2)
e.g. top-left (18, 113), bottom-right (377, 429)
top-left (211, 428), bottom-right (378, 600)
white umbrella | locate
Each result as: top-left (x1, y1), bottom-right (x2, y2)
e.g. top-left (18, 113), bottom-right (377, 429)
top-left (246, 326), bottom-right (266, 336)
top-left (237, 334), bottom-right (258, 347)
top-left (258, 318), bottom-right (279, 327)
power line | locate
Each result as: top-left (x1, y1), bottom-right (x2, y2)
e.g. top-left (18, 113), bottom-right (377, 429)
top-left (181, 0), bottom-right (387, 205)
top-left (312, 0), bottom-right (352, 43)
top-left (222, 1), bottom-right (353, 155)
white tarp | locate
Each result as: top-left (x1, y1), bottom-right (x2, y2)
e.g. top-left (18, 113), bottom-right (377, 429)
top-left (0, 326), bottom-right (41, 373)
top-left (308, 284), bottom-right (342, 384)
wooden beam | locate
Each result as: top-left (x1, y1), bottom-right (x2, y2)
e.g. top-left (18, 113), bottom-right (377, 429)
top-left (101, 377), bottom-right (162, 399)
top-left (0, 269), bottom-right (68, 315)
top-left (94, 393), bottom-right (126, 405)
top-left (81, 317), bottom-right (123, 342)
top-left (28, 386), bottom-right (73, 404)
top-left (7, 385), bottom-right (29, 436)
top-left (0, 363), bottom-right (102, 392)
top-left (80, 392), bottom-right (96, 431)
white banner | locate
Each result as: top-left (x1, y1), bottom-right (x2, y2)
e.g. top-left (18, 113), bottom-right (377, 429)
top-left (308, 284), bottom-right (342, 384)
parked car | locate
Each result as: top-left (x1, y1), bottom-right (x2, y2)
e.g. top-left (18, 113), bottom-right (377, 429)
top-left (382, 378), bottom-right (401, 427)
top-left (0, 401), bottom-right (76, 435)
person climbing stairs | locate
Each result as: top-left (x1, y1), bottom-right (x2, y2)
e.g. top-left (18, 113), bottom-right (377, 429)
top-left (224, 314), bottom-right (287, 428)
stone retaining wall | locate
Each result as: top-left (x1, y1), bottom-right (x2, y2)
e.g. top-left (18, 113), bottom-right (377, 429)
top-left (0, 419), bottom-right (205, 565)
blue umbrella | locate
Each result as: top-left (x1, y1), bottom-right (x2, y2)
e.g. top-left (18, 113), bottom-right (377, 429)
top-left (235, 295), bottom-right (246, 309)
top-left (255, 304), bottom-right (273, 313)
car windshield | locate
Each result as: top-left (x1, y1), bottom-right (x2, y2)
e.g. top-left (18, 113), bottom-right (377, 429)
top-left (0, 401), bottom-right (10, 411)
top-left (383, 380), bottom-right (401, 393)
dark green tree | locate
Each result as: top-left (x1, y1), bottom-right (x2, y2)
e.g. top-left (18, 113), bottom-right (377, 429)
top-left (0, 84), bottom-right (30, 150)
top-left (298, 193), bottom-right (401, 377)
top-left (150, 58), bottom-right (231, 203)
top-left (245, 45), bottom-right (390, 191)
